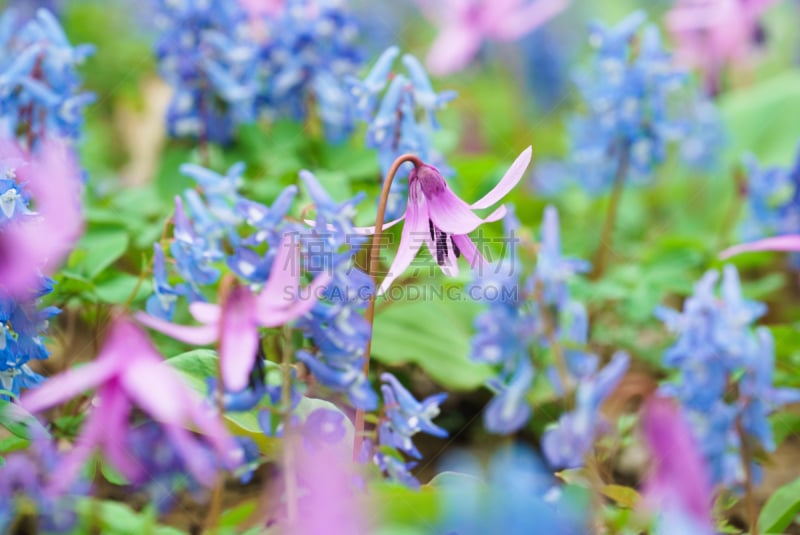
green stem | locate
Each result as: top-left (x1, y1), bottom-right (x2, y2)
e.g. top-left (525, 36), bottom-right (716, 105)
top-left (353, 153), bottom-right (423, 460)
top-left (591, 145), bottom-right (630, 280)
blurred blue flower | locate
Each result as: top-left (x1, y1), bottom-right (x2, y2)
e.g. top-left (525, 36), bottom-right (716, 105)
top-left (258, 0), bottom-right (362, 142)
top-left (436, 445), bottom-right (588, 535)
top-left (657, 265), bottom-right (800, 488)
top-left (0, 8), bottom-right (95, 145)
top-left (153, 0), bottom-right (258, 142)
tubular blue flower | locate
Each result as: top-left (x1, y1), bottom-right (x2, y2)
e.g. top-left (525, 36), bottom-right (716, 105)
top-left (640, 398), bottom-right (716, 535)
top-left (533, 205), bottom-right (590, 307)
top-left (350, 48), bottom-right (456, 219)
top-left (296, 170), bottom-right (377, 410)
top-left (415, 0), bottom-right (570, 76)
top-left (153, 0), bottom-right (258, 142)
top-left (484, 358), bottom-right (534, 434)
top-left (542, 351), bottom-right (630, 469)
top-left (360, 147), bottom-right (532, 294)
top-left (22, 317), bottom-right (243, 491)
top-left (0, 8), bottom-right (95, 144)
top-left (378, 372), bottom-right (447, 459)
top-left (137, 232), bottom-right (331, 392)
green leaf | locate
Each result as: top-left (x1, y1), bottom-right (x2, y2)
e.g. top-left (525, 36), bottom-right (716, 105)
top-left (76, 499), bottom-right (182, 535)
top-left (372, 298), bottom-right (493, 390)
top-left (94, 273), bottom-right (153, 304)
top-left (758, 476), bottom-right (800, 534)
top-left (73, 227), bottom-right (130, 279)
top-left (721, 71), bottom-right (800, 166)
top-left (371, 481), bottom-right (440, 528)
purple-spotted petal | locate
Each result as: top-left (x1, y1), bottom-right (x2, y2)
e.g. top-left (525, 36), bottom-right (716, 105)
top-left (471, 147), bottom-right (532, 210)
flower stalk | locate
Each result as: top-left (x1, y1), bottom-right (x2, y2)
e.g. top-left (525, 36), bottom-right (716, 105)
top-left (353, 153), bottom-right (423, 459)
top-left (592, 144), bottom-right (630, 280)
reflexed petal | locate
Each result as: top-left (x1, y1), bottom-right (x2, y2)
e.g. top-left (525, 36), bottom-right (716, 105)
top-left (134, 311), bottom-right (219, 346)
top-left (22, 358), bottom-right (118, 413)
top-left (426, 24), bottom-right (483, 76)
top-left (220, 289), bottom-right (260, 392)
top-left (427, 188), bottom-right (486, 234)
top-left (471, 147), bottom-right (532, 209)
top-left (720, 235), bottom-right (800, 259)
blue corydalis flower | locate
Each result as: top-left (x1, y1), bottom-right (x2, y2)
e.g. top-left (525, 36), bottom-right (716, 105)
top-left (350, 47), bottom-right (456, 220)
top-left (0, 8), bottom-right (95, 145)
top-left (258, 0), bottom-right (362, 142)
top-left (657, 265), bottom-right (800, 488)
top-left (537, 11), bottom-right (724, 196)
top-left (542, 351), bottom-right (630, 469)
top-left (153, 0), bottom-right (258, 143)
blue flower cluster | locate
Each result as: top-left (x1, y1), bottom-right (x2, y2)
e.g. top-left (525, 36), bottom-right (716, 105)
top-left (362, 372), bottom-right (447, 488)
top-left (349, 46), bottom-right (456, 219)
top-left (534, 12), bottom-right (724, 195)
top-left (0, 428), bottom-right (88, 533)
top-left (152, 0), bottom-right (258, 143)
top-left (657, 266), bottom-right (800, 487)
top-left (0, 160), bottom-right (58, 398)
top-left (470, 206), bottom-right (629, 468)
top-left (258, 0), bottom-right (362, 142)
top-left (295, 170), bottom-right (377, 410)
top-left (149, 163), bottom-right (377, 410)
top-left (436, 446), bottom-right (588, 534)
top-left (0, 8), bottom-right (95, 145)
top-left (740, 147), bottom-right (800, 247)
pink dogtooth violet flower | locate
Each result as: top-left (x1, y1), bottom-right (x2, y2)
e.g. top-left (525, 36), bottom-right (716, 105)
top-left (136, 232), bottom-right (331, 392)
top-left (0, 138), bottom-right (83, 297)
top-left (641, 397), bottom-right (716, 535)
top-left (21, 317), bottom-right (242, 492)
top-left (720, 234), bottom-right (800, 259)
top-left (416, 0), bottom-right (570, 75)
top-left (358, 146), bottom-right (532, 294)
top-left (666, 0), bottom-right (779, 94)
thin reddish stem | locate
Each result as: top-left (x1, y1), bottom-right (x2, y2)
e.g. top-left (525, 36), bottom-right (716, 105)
top-left (353, 153), bottom-right (423, 460)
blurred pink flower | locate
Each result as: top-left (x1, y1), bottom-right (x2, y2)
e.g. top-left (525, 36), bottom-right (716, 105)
top-left (666, 0), bottom-right (778, 93)
top-left (286, 438), bottom-right (368, 535)
top-left (22, 317), bottom-right (241, 492)
top-left (136, 232), bottom-right (330, 391)
top-left (416, 0), bottom-right (569, 75)
top-left (0, 139), bottom-right (83, 296)
top-left (641, 397), bottom-right (716, 534)
top-left (721, 234), bottom-right (800, 259)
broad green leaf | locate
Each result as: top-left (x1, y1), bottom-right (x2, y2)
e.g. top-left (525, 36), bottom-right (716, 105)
top-left (94, 273), bottom-right (153, 304)
top-left (73, 227), bottom-right (130, 279)
top-left (372, 298), bottom-right (492, 390)
top-left (758, 475), bottom-right (800, 534)
top-left (371, 481), bottom-right (440, 528)
top-left (76, 499), bottom-right (182, 535)
top-left (721, 71), bottom-right (800, 166)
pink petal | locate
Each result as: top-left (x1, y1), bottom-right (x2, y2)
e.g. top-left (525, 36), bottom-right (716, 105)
top-left (22, 358), bottom-right (118, 413)
top-left (134, 311), bottom-right (219, 346)
top-left (96, 388), bottom-right (141, 482)
top-left (426, 23), bottom-right (484, 76)
top-left (258, 272), bottom-right (332, 326)
top-left (122, 360), bottom-right (196, 425)
top-left (485, 205), bottom-right (507, 223)
top-left (261, 232), bottom-right (301, 299)
top-left (472, 146), bottom-right (532, 210)
top-left (347, 215), bottom-right (405, 236)
top-left (378, 197), bottom-right (427, 294)
top-left (219, 288), bottom-right (260, 392)
top-left (189, 301), bottom-right (222, 324)
top-left (452, 234), bottom-right (488, 270)
top-left (720, 235), bottom-right (800, 259)
top-left (427, 187), bottom-right (486, 234)
top-left (49, 403), bottom-right (107, 493)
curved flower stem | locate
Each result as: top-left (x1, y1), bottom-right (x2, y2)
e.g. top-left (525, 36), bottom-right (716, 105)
top-left (591, 145), bottom-right (630, 280)
top-left (353, 153), bottom-right (423, 460)
top-left (717, 168), bottom-right (747, 251)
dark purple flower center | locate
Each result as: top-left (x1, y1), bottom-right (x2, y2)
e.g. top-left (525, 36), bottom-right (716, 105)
top-left (412, 164), bottom-right (447, 198)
